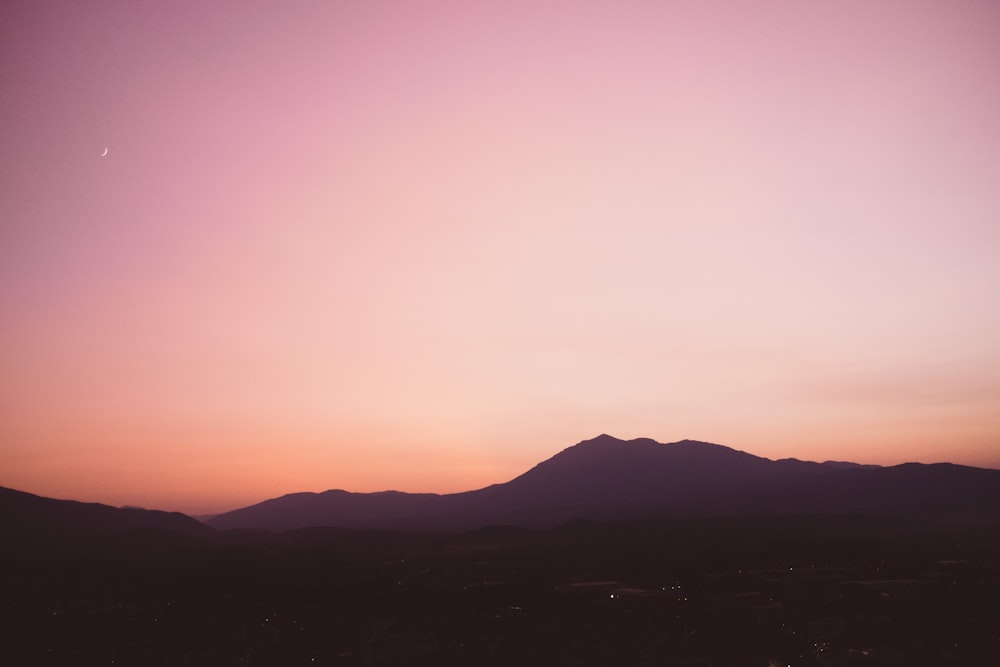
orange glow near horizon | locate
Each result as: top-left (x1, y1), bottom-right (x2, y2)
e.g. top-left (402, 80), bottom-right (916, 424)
top-left (2, 1), bottom-right (999, 515)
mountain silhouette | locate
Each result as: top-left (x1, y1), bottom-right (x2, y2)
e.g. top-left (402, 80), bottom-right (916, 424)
top-left (0, 485), bottom-right (213, 557)
top-left (209, 435), bottom-right (1000, 532)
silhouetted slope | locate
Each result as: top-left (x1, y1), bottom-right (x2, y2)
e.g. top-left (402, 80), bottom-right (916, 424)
top-left (209, 489), bottom-right (448, 532)
top-left (0, 485), bottom-right (213, 556)
top-left (207, 435), bottom-right (1000, 532)
top-left (756, 461), bottom-right (1000, 522)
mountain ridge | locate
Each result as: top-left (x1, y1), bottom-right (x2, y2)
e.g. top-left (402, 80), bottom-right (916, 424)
top-left (207, 435), bottom-right (1000, 532)
top-left (6, 435), bottom-right (997, 537)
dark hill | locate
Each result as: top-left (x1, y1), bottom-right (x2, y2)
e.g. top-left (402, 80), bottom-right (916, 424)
top-left (208, 435), bottom-right (1000, 532)
top-left (0, 485), bottom-right (213, 557)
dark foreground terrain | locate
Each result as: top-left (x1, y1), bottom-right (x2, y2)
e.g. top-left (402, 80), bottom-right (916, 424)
top-left (3, 515), bottom-right (999, 666)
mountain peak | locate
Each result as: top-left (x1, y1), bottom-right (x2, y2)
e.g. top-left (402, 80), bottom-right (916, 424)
top-left (579, 435), bottom-right (728, 450)
top-left (582, 434), bottom-right (626, 445)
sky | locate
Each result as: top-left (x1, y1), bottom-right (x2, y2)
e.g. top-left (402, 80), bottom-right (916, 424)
top-left (2, 1), bottom-right (999, 515)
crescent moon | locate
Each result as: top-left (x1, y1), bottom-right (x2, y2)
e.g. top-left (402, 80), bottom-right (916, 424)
top-left (99, 146), bottom-right (108, 157)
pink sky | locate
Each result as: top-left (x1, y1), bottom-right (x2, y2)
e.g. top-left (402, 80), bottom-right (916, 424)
top-left (2, 1), bottom-right (999, 515)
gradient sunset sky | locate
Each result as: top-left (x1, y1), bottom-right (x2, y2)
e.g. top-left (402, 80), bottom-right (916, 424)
top-left (2, 1), bottom-right (999, 515)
